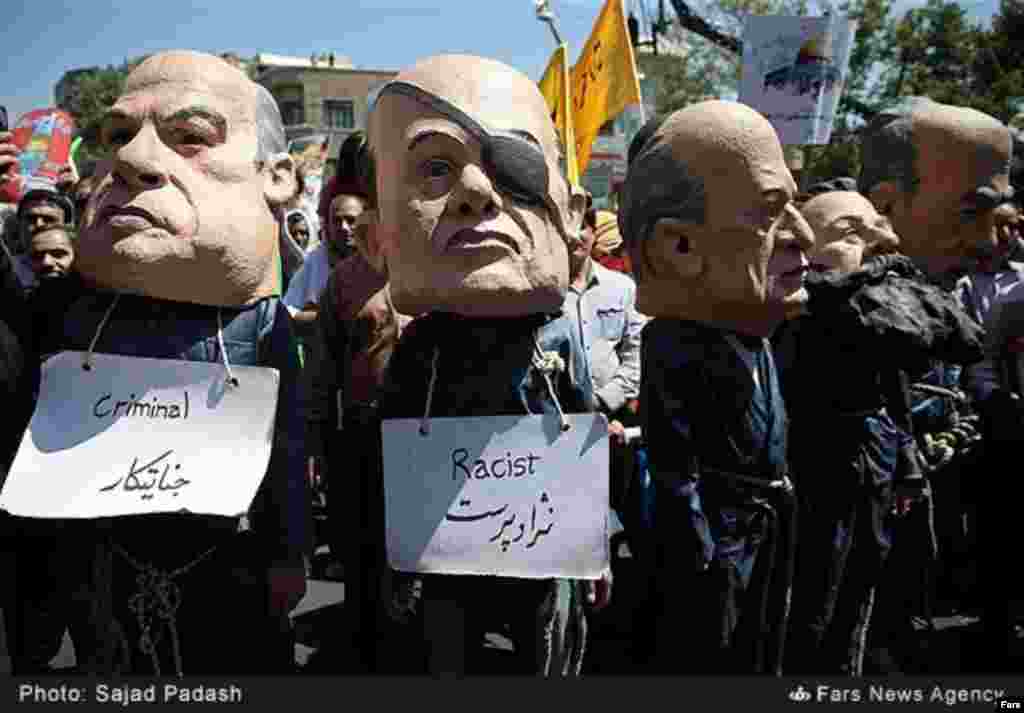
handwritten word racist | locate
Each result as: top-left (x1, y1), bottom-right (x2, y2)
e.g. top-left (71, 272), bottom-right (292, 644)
top-left (445, 492), bottom-right (556, 553)
top-left (93, 391), bottom-right (190, 420)
top-left (451, 448), bottom-right (542, 481)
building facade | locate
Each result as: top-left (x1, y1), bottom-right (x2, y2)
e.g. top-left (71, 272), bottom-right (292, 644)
top-left (254, 54), bottom-right (396, 166)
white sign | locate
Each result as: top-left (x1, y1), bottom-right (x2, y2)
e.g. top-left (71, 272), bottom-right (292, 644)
top-left (739, 15), bottom-right (857, 145)
top-left (382, 413), bottom-right (610, 579)
top-left (0, 351), bottom-right (280, 519)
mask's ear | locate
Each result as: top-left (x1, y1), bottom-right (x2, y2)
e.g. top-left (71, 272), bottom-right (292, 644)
top-left (646, 217), bottom-right (705, 279)
top-left (261, 152), bottom-right (297, 208)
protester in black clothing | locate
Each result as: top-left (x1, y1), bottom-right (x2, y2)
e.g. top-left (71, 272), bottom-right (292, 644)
top-left (774, 186), bottom-right (981, 675)
top-left (859, 96), bottom-right (1014, 671)
top-left (0, 245), bottom-right (31, 475)
top-left (621, 101), bottom-right (811, 675)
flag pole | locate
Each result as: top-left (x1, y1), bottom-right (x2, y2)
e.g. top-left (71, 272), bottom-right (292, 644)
top-left (535, 1), bottom-right (564, 47)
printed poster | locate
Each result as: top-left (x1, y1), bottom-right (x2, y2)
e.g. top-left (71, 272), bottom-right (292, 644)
top-left (739, 15), bottom-right (857, 145)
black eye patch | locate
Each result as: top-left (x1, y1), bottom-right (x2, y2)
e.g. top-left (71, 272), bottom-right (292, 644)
top-left (378, 81), bottom-right (550, 209)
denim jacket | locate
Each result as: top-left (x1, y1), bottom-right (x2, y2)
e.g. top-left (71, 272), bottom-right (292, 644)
top-left (379, 310), bottom-right (594, 421)
top-left (53, 290), bottom-right (310, 565)
top-left (377, 309), bottom-right (594, 606)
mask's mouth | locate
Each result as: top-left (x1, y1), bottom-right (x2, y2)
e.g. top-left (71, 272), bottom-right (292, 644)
top-left (446, 229), bottom-right (521, 255)
top-left (98, 205), bottom-right (170, 237)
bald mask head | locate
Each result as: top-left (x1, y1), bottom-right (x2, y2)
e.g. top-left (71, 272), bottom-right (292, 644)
top-left (860, 97), bottom-right (1012, 278)
top-left (77, 50), bottom-right (296, 306)
top-left (620, 100), bottom-right (812, 336)
top-left (368, 54), bottom-right (585, 317)
top-left (801, 191), bottom-right (900, 274)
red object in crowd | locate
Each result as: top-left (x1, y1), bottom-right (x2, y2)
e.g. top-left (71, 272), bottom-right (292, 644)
top-left (596, 253), bottom-right (633, 275)
top-left (1006, 336), bottom-right (1024, 354)
top-left (317, 175), bottom-right (367, 220)
top-left (0, 108), bottom-right (76, 204)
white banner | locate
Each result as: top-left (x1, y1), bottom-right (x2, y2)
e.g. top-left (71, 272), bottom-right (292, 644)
top-left (739, 15), bottom-right (858, 145)
top-left (382, 413), bottom-right (610, 579)
top-left (0, 351), bottom-right (279, 519)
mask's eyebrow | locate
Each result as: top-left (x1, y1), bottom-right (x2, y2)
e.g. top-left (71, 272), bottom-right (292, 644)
top-left (162, 105), bottom-right (227, 135)
top-left (408, 127), bottom-right (465, 153)
top-left (831, 213), bottom-right (865, 224)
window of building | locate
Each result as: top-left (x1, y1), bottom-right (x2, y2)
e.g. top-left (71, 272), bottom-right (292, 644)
top-left (324, 100), bottom-right (355, 129)
top-left (279, 101), bottom-right (305, 126)
top-left (272, 85), bottom-right (305, 127)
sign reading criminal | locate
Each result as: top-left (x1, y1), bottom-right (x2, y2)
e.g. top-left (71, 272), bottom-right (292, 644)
top-left (0, 351), bottom-right (279, 519)
top-left (382, 413), bottom-right (610, 579)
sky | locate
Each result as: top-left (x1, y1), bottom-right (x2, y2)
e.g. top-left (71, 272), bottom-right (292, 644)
top-left (0, 0), bottom-right (1002, 126)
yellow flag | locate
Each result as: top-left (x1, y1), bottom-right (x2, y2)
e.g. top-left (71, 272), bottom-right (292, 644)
top-left (538, 44), bottom-right (580, 186)
top-left (570, 0), bottom-right (642, 174)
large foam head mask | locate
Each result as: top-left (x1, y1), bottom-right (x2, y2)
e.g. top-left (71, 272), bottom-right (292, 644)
top-left (859, 97), bottom-right (1013, 278)
top-left (801, 190), bottom-right (900, 275)
top-left (368, 54), bottom-right (586, 318)
top-left (77, 50), bottom-right (296, 306)
top-left (619, 100), bottom-right (812, 337)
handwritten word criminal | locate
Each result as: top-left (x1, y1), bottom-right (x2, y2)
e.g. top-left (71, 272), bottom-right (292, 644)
top-left (93, 392), bottom-right (190, 420)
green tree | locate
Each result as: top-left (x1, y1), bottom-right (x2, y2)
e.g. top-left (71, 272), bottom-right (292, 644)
top-left (632, 0), bottom-right (1024, 186)
top-left (835, 0), bottom-right (894, 122)
top-left (71, 67), bottom-right (127, 159)
top-left (969, 0), bottom-right (1024, 122)
top-left (878, 0), bottom-right (981, 106)
top-left (806, 0), bottom-right (1024, 185)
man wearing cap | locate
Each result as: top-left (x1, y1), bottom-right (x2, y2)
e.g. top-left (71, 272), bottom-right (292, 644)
top-left (591, 210), bottom-right (633, 275)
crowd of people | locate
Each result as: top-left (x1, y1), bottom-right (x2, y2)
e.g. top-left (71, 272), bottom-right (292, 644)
top-left (0, 48), bottom-right (1022, 678)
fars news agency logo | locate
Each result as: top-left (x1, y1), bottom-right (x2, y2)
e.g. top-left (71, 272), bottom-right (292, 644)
top-left (789, 685), bottom-right (813, 703)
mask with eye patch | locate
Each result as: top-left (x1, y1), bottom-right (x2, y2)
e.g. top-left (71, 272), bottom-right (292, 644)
top-left (368, 57), bottom-right (584, 319)
top-left (376, 82), bottom-right (549, 206)
top-left (373, 80), bottom-right (579, 244)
